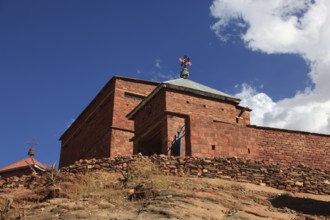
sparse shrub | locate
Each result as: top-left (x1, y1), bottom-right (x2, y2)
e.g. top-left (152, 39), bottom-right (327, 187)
top-left (0, 198), bottom-right (13, 220)
top-left (118, 171), bottom-right (133, 188)
top-left (59, 171), bottom-right (125, 203)
top-left (279, 192), bottom-right (291, 197)
top-left (123, 159), bottom-right (171, 201)
top-left (129, 159), bottom-right (171, 191)
top-left (230, 183), bottom-right (246, 193)
top-left (45, 163), bottom-right (59, 186)
top-left (57, 158), bottom-right (172, 203)
top-left (129, 158), bottom-right (155, 179)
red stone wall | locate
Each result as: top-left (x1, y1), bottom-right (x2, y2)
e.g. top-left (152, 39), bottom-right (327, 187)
top-left (250, 126), bottom-right (330, 169)
top-left (165, 89), bottom-right (248, 158)
top-left (163, 89), bottom-right (330, 169)
top-left (131, 90), bottom-right (167, 154)
top-left (110, 128), bottom-right (134, 156)
top-left (59, 77), bottom-right (158, 168)
top-left (61, 77), bottom-right (330, 170)
top-left (165, 89), bottom-right (239, 124)
top-left (235, 108), bottom-right (251, 125)
top-left (203, 121), bottom-right (259, 158)
top-left (59, 81), bottom-right (115, 167)
top-left (133, 90), bottom-right (166, 132)
top-left (110, 78), bottom-right (158, 157)
top-left (112, 78), bottom-right (157, 130)
top-left (196, 121), bottom-right (330, 169)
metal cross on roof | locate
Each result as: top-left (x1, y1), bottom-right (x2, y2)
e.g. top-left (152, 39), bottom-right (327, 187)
top-left (179, 55), bottom-right (192, 79)
top-left (179, 55), bottom-right (192, 67)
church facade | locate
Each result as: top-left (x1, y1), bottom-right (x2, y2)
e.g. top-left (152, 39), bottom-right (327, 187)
top-left (59, 76), bottom-right (330, 169)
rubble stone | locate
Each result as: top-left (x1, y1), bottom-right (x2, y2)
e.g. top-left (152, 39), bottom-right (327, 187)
top-left (1, 155), bottom-right (329, 195)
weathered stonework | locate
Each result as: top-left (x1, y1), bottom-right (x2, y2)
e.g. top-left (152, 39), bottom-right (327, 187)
top-left (59, 76), bottom-right (330, 170)
top-left (3, 156), bottom-right (328, 195)
top-left (59, 76), bottom-right (158, 167)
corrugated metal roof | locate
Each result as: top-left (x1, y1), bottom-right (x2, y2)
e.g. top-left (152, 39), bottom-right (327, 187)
top-left (127, 78), bottom-right (241, 119)
top-left (164, 78), bottom-right (239, 101)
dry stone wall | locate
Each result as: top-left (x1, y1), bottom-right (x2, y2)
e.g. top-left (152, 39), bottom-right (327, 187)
top-left (1, 155), bottom-right (329, 195)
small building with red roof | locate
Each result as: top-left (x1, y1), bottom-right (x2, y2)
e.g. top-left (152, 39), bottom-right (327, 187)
top-left (0, 148), bottom-right (46, 179)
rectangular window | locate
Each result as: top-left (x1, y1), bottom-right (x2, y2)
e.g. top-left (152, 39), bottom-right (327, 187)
top-left (124, 92), bottom-right (145, 101)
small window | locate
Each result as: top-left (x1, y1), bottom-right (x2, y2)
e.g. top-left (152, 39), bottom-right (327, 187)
top-left (203, 104), bottom-right (207, 108)
top-left (211, 145), bottom-right (216, 150)
top-left (248, 148), bottom-right (251, 154)
top-left (124, 92), bottom-right (145, 101)
top-left (186, 101), bottom-right (190, 104)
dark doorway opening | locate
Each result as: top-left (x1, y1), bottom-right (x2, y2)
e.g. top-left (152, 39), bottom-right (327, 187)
top-left (171, 137), bottom-right (181, 156)
top-left (138, 131), bottom-right (162, 156)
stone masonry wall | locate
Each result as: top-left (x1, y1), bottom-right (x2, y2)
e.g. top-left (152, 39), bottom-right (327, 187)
top-left (162, 89), bottom-right (330, 169)
top-left (131, 90), bottom-right (167, 155)
top-left (164, 89), bottom-right (253, 158)
top-left (165, 89), bottom-right (240, 125)
top-left (110, 78), bottom-right (158, 157)
top-left (59, 77), bottom-right (158, 167)
top-left (2, 155), bottom-right (328, 195)
top-left (203, 121), bottom-right (258, 159)
top-left (198, 121), bottom-right (330, 170)
top-left (133, 90), bottom-right (166, 132)
top-left (59, 83), bottom-right (115, 167)
top-left (251, 126), bottom-right (330, 170)
top-left (110, 128), bottom-right (134, 156)
top-left (58, 155), bottom-right (330, 195)
top-left (112, 78), bottom-right (157, 131)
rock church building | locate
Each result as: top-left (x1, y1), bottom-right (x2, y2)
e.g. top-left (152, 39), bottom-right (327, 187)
top-left (59, 76), bottom-right (330, 169)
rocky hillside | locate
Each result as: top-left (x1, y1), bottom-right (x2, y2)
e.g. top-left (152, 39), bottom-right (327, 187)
top-left (0, 156), bottom-right (330, 219)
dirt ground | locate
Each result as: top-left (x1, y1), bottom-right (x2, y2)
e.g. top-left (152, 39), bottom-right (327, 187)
top-left (1, 173), bottom-right (329, 220)
top-left (1, 158), bottom-right (330, 220)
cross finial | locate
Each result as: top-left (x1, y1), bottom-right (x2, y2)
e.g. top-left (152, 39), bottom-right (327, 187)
top-left (28, 148), bottom-right (35, 157)
top-left (179, 55), bottom-right (192, 79)
top-left (27, 139), bottom-right (37, 157)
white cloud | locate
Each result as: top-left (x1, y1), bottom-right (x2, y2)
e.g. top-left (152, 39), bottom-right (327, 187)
top-left (211, 0), bottom-right (330, 134)
top-left (235, 84), bottom-right (275, 125)
top-left (66, 118), bottom-right (75, 128)
top-left (150, 59), bottom-right (177, 81)
top-left (151, 71), bottom-right (176, 82)
top-left (155, 59), bottom-right (161, 69)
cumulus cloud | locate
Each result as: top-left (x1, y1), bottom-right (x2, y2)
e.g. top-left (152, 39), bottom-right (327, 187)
top-left (211, 0), bottom-right (330, 133)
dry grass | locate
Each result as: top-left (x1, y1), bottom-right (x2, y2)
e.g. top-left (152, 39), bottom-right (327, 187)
top-left (230, 183), bottom-right (246, 193)
top-left (0, 197), bottom-right (13, 219)
top-left (59, 171), bottom-right (124, 202)
top-left (128, 159), bottom-right (171, 192)
top-left (58, 158), bottom-right (172, 204)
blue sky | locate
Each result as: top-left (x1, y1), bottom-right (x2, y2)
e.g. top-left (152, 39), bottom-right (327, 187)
top-left (1, 0), bottom-right (328, 168)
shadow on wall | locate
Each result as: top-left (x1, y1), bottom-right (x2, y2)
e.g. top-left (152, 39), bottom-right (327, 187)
top-left (270, 195), bottom-right (330, 216)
